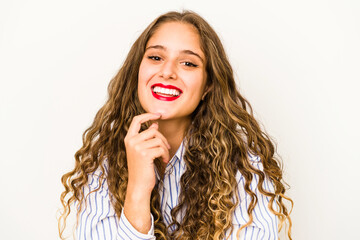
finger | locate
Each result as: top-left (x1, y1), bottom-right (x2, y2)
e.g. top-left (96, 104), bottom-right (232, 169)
top-left (127, 113), bottom-right (161, 137)
top-left (148, 146), bottom-right (171, 164)
top-left (141, 138), bottom-right (170, 152)
top-left (149, 122), bottom-right (158, 129)
top-left (135, 127), bottom-right (171, 149)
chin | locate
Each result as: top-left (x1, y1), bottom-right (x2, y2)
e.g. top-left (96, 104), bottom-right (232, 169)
top-left (145, 107), bottom-right (168, 117)
top-left (153, 110), bottom-right (172, 119)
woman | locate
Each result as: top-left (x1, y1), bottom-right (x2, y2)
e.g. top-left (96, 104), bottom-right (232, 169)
top-left (59, 10), bottom-right (292, 240)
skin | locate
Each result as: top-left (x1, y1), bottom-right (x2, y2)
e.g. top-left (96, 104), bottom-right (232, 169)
top-left (123, 22), bottom-right (208, 234)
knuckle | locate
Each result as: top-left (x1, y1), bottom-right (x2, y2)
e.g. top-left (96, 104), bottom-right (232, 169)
top-left (127, 138), bottom-right (135, 147)
top-left (155, 138), bottom-right (162, 145)
top-left (134, 145), bottom-right (141, 152)
top-left (160, 148), bottom-right (165, 155)
top-left (133, 115), bottom-right (141, 122)
top-left (140, 151), bottom-right (147, 158)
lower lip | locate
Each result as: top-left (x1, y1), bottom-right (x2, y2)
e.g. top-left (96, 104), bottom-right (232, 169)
top-left (151, 91), bottom-right (181, 101)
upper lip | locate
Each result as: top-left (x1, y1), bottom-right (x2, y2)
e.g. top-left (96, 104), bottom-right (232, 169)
top-left (151, 83), bottom-right (183, 93)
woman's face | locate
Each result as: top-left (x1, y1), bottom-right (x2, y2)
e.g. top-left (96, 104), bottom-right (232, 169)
top-left (138, 21), bottom-right (207, 121)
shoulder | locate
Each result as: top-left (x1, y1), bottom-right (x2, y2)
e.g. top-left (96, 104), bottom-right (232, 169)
top-left (247, 151), bottom-right (264, 170)
top-left (247, 151), bottom-right (262, 164)
top-left (232, 151), bottom-right (277, 223)
top-left (235, 151), bottom-right (274, 192)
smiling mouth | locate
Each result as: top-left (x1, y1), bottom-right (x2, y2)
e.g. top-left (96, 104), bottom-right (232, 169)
top-left (151, 84), bottom-right (182, 101)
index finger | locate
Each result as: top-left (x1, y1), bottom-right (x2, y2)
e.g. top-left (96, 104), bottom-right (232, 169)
top-left (127, 113), bottom-right (162, 136)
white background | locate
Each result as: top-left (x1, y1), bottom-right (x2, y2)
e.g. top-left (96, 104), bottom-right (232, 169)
top-left (1, 0), bottom-right (359, 239)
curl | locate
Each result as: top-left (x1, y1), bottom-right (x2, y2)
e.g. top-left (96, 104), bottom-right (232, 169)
top-left (58, 10), bottom-right (293, 240)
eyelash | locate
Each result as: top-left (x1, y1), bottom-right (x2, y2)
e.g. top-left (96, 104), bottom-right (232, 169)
top-left (183, 62), bottom-right (198, 67)
top-left (147, 55), bottom-right (198, 67)
top-left (148, 56), bottom-right (161, 61)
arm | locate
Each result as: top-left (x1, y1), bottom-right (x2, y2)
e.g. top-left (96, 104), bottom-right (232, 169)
top-left (78, 113), bottom-right (170, 239)
top-left (76, 169), bottom-right (156, 240)
top-left (123, 182), bottom-right (152, 234)
top-left (123, 113), bottom-right (170, 235)
top-left (226, 155), bottom-right (278, 240)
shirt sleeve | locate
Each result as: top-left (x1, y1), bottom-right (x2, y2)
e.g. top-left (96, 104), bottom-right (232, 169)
top-left (76, 166), bottom-right (156, 240)
top-left (225, 153), bottom-right (279, 240)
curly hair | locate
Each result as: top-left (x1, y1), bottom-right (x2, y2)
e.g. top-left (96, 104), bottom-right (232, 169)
top-left (58, 10), bottom-right (293, 240)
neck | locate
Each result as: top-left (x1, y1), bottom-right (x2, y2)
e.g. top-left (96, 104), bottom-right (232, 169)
top-left (157, 117), bottom-right (190, 159)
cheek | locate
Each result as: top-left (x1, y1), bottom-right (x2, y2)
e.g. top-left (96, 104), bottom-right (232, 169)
top-left (138, 62), bottom-right (147, 85)
top-left (138, 61), bottom-right (157, 84)
top-left (138, 62), bottom-right (155, 104)
top-left (187, 72), bottom-right (207, 95)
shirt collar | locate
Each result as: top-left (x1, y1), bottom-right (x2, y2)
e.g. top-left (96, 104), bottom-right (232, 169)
top-left (175, 139), bottom-right (185, 162)
top-left (155, 138), bottom-right (186, 181)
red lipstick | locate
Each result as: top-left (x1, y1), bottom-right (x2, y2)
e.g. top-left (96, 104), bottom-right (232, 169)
top-left (151, 83), bottom-right (182, 101)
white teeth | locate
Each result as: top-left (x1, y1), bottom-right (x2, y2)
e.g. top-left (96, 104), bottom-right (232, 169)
top-left (152, 86), bottom-right (180, 96)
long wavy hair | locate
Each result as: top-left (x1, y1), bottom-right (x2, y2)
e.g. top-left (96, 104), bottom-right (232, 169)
top-left (59, 10), bottom-right (293, 240)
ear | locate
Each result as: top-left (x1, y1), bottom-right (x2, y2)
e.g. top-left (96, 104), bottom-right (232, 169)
top-left (201, 84), bottom-right (213, 100)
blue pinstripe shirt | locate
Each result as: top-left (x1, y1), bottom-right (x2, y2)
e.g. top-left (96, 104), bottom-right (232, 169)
top-left (76, 140), bottom-right (278, 239)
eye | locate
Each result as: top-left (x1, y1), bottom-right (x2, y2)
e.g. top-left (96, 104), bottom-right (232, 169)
top-left (182, 61), bottom-right (198, 67)
top-left (148, 55), bottom-right (162, 61)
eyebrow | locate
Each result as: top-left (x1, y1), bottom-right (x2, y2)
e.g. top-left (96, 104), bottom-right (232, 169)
top-left (145, 45), bottom-right (204, 63)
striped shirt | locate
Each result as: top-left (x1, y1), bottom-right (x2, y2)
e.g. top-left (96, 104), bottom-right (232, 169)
top-left (76, 140), bottom-right (278, 239)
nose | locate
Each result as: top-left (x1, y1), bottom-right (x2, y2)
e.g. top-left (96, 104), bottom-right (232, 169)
top-left (159, 60), bottom-right (177, 80)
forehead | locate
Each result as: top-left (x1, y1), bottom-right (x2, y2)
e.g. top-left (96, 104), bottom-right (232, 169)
top-left (146, 22), bottom-right (204, 57)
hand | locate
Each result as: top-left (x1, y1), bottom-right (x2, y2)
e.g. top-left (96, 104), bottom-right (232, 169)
top-left (124, 113), bottom-right (171, 195)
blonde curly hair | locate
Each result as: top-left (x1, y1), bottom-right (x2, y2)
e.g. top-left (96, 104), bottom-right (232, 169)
top-left (59, 10), bottom-right (293, 240)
